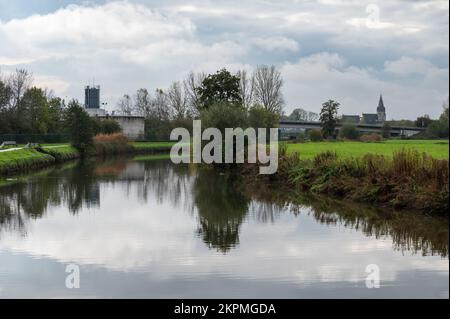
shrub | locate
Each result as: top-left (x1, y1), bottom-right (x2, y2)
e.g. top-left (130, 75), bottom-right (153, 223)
top-left (308, 130), bottom-right (323, 142)
top-left (339, 124), bottom-right (359, 140)
top-left (360, 133), bottom-right (382, 142)
top-left (93, 133), bottom-right (132, 155)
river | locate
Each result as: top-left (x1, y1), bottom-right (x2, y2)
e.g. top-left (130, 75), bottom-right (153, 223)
top-left (0, 156), bottom-right (448, 298)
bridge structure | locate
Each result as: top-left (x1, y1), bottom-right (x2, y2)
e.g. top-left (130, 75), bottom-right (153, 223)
top-left (279, 120), bottom-right (425, 138)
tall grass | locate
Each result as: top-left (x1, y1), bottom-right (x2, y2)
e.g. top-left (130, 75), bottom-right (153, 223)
top-left (94, 133), bottom-right (133, 155)
top-left (272, 149), bottom-right (449, 215)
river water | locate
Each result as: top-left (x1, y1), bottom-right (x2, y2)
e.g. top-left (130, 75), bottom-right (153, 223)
top-left (0, 156), bottom-right (448, 298)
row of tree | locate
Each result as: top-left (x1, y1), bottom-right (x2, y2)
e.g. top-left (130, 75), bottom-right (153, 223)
top-left (116, 66), bottom-right (284, 118)
top-left (0, 69), bottom-right (67, 135)
top-left (115, 66), bottom-right (285, 140)
top-left (0, 69), bottom-right (122, 139)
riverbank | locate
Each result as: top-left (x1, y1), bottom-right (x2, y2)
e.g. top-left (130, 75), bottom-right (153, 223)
top-left (0, 142), bottom-right (174, 176)
top-left (242, 146), bottom-right (449, 216)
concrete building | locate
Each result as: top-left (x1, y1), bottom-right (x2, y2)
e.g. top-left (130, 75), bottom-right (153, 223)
top-left (103, 115), bottom-right (145, 140)
top-left (83, 84), bottom-right (145, 140)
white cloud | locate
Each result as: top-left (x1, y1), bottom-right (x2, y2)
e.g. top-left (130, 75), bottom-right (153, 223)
top-left (281, 52), bottom-right (448, 119)
top-left (0, 0), bottom-right (447, 118)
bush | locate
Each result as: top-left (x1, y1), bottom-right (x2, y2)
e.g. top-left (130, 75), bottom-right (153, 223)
top-left (360, 133), bottom-right (382, 142)
top-left (339, 125), bottom-right (359, 140)
top-left (308, 130), bottom-right (323, 142)
top-left (93, 133), bottom-right (132, 155)
top-left (200, 102), bottom-right (248, 133)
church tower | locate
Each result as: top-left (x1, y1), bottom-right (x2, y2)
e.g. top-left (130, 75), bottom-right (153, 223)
top-left (377, 94), bottom-right (386, 123)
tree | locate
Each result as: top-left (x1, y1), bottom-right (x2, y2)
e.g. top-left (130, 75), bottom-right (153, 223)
top-left (381, 122), bottom-right (391, 138)
top-left (152, 88), bottom-right (171, 120)
top-left (415, 115), bottom-right (432, 128)
top-left (339, 124), bottom-right (359, 140)
top-left (167, 81), bottom-right (187, 119)
top-left (424, 99), bottom-right (449, 138)
top-left (20, 87), bottom-right (50, 134)
top-left (8, 69), bottom-right (32, 109)
top-left (0, 76), bottom-right (11, 111)
top-left (47, 97), bottom-right (65, 134)
top-left (64, 100), bottom-right (94, 153)
top-left (197, 68), bottom-right (242, 109)
top-left (117, 94), bottom-right (133, 115)
top-left (237, 69), bottom-right (253, 110)
top-left (134, 88), bottom-right (152, 117)
top-left (252, 65), bottom-right (284, 114)
top-left (288, 108), bottom-right (319, 121)
top-left (184, 71), bottom-right (206, 116)
top-left (320, 100), bottom-right (340, 139)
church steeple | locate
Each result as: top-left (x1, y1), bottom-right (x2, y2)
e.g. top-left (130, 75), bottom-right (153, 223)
top-left (377, 94), bottom-right (386, 123)
top-left (377, 94), bottom-right (385, 112)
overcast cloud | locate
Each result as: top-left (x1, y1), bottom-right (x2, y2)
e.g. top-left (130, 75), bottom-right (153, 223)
top-left (0, 0), bottom-right (448, 119)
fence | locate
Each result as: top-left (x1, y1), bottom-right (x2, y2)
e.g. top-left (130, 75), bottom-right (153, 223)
top-left (0, 134), bottom-right (70, 144)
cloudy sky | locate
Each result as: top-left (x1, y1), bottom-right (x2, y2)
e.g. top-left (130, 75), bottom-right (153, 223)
top-left (0, 0), bottom-right (448, 119)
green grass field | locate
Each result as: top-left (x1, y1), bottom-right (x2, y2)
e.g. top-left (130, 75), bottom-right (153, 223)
top-left (286, 140), bottom-right (449, 160)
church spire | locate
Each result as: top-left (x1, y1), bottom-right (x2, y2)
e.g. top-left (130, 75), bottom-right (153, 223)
top-left (378, 94), bottom-right (385, 109)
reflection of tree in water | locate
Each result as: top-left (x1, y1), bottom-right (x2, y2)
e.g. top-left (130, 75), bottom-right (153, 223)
top-left (244, 182), bottom-right (449, 257)
top-left (192, 169), bottom-right (250, 253)
top-left (1, 159), bottom-right (448, 257)
top-left (0, 160), bottom-right (106, 236)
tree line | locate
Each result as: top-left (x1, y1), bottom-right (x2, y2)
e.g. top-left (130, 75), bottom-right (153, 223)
top-left (115, 66), bottom-right (284, 140)
top-left (0, 69), bottom-right (121, 138)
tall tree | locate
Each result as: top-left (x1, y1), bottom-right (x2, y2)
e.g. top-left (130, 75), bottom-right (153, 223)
top-left (134, 88), bottom-right (152, 117)
top-left (167, 81), bottom-right (187, 119)
top-left (288, 108), bottom-right (319, 122)
top-left (320, 100), bottom-right (340, 138)
top-left (8, 69), bottom-right (32, 109)
top-left (64, 100), bottom-right (94, 153)
top-left (237, 69), bottom-right (253, 110)
top-left (21, 87), bottom-right (50, 134)
top-left (117, 94), bottom-right (133, 115)
top-left (197, 68), bottom-right (242, 109)
top-left (184, 71), bottom-right (206, 116)
top-left (252, 65), bottom-right (284, 114)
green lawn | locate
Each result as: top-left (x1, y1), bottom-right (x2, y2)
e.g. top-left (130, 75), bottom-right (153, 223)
top-left (286, 140), bottom-right (449, 160)
top-left (0, 148), bottom-right (55, 175)
top-left (131, 141), bottom-right (176, 149)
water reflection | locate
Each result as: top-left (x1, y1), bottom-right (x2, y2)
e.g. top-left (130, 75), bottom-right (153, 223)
top-left (0, 157), bottom-right (448, 298)
top-left (0, 158), bottom-right (448, 258)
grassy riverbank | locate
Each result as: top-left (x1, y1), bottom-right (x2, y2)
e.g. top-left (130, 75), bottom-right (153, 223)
top-left (0, 148), bottom-right (55, 176)
top-left (0, 141), bottom-right (175, 176)
top-left (246, 146), bottom-right (449, 216)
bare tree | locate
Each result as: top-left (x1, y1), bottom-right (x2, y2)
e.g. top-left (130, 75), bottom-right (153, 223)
top-left (8, 69), bottom-right (33, 109)
top-left (117, 94), bottom-right (133, 115)
top-left (237, 69), bottom-right (253, 109)
top-left (252, 65), bottom-right (284, 114)
top-left (167, 81), bottom-right (187, 120)
top-left (134, 88), bottom-right (152, 117)
top-left (183, 71), bottom-right (206, 117)
top-left (152, 88), bottom-right (171, 120)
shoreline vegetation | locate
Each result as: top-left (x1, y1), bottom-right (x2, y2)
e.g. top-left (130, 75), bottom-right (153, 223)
top-left (242, 144), bottom-right (449, 216)
top-left (1, 138), bottom-right (449, 216)
top-left (0, 139), bottom-right (175, 176)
